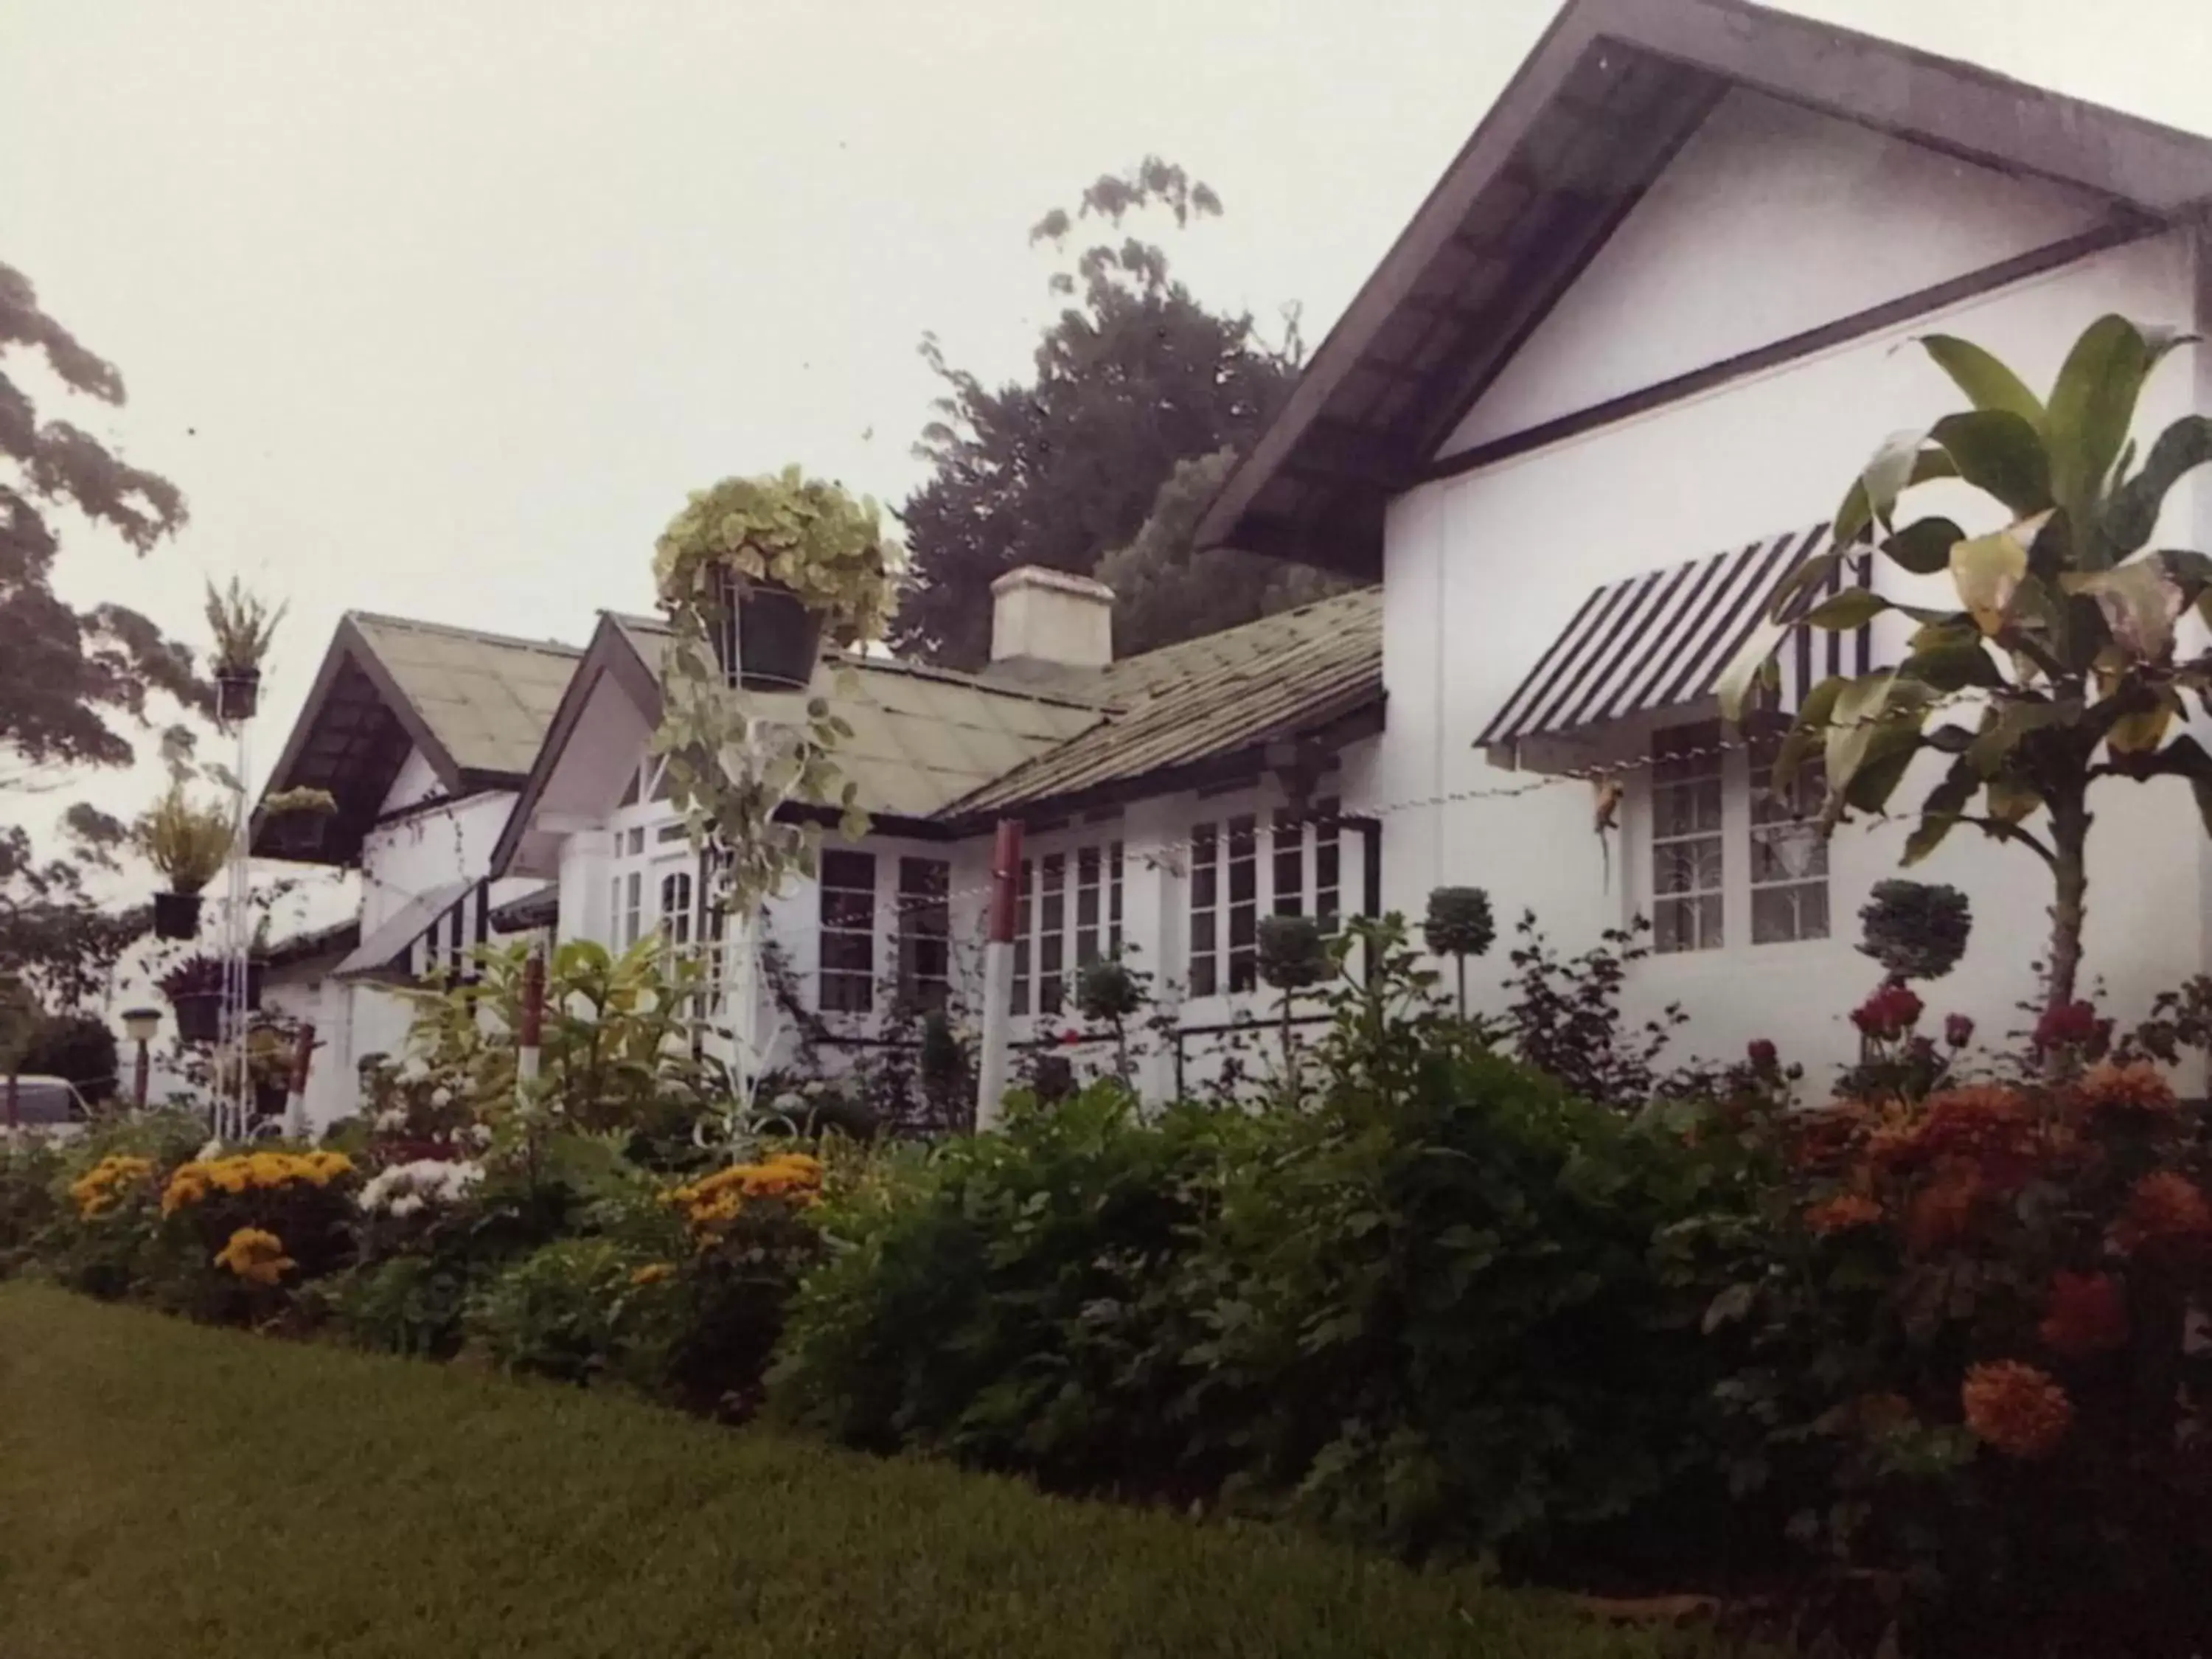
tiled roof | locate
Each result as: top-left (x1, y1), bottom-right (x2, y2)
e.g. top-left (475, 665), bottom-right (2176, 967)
top-left (610, 617), bottom-right (1102, 821)
top-left (946, 587), bottom-right (1382, 817)
top-left (349, 613), bottom-right (580, 780)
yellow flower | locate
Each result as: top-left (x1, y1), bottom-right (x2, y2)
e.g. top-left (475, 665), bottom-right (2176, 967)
top-left (212, 1226), bottom-right (295, 1287)
top-left (69, 1155), bottom-right (155, 1218)
top-left (630, 1262), bottom-right (675, 1287)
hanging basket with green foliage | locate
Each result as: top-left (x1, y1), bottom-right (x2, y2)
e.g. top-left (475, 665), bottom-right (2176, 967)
top-left (205, 578), bottom-right (285, 723)
top-left (136, 785), bottom-right (234, 939)
top-left (654, 469), bottom-right (895, 692)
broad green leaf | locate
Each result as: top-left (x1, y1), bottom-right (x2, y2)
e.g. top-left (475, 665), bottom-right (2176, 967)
top-left (1921, 334), bottom-right (2047, 428)
top-left (1823, 673), bottom-right (1935, 813)
top-left (1717, 614), bottom-right (1792, 724)
top-left (2107, 691), bottom-right (2178, 756)
top-left (1836, 434), bottom-right (1957, 545)
top-left (1842, 741), bottom-right (1919, 815)
top-left (2104, 416), bottom-right (2212, 556)
top-left (1928, 410), bottom-right (2051, 515)
top-left (1771, 677), bottom-right (1842, 790)
top-left (1881, 516), bottom-right (1965, 576)
top-left (1802, 588), bottom-right (1888, 630)
top-left (1966, 698), bottom-right (2077, 776)
top-left (1903, 757), bottom-right (1979, 865)
top-left (1950, 512), bottom-right (2047, 635)
top-left (2045, 316), bottom-right (2190, 552)
top-left (1986, 774), bottom-right (2043, 826)
top-left (1899, 641), bottom-right (2001, 692)
top-left (2062, 560), bottom-right (2185, 662)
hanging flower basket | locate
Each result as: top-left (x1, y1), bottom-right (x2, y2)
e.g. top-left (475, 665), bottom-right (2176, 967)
top-left (153, 891), bottom-right (203, 941)
top-left (712, 568), bottom-right (822, 692)
top-left (215, 667), bottom-right (261, 724)
top-left (171, 990), bottom-right (223, 1045)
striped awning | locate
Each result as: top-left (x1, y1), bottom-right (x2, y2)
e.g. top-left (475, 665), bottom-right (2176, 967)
top-left (1475, 524), bottom-right (1870, 754)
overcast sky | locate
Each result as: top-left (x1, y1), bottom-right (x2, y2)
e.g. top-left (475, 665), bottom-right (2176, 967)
top-left (6, 0), bottom-right (2211, 864)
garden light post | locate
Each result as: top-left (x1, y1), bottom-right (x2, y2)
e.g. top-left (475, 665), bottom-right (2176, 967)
top-left (283, 1022), bottom-right (316, 1139)
top-left (121, 1007), bottom-right (161, 1110)
top-left (976, 817), bottom-right (1023, 1132)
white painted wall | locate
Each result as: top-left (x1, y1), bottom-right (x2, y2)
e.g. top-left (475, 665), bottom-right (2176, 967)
top-left (1384, 195), bottom-right (2205, 1085)
top-left (1441, 89), bottom-right (2111, 456)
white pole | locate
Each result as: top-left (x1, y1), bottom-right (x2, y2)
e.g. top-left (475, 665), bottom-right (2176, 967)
top-left (975, 818), bottom-right (1022, 1132)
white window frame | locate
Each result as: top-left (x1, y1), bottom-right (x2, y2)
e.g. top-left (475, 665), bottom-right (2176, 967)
top-left (1186, 789), bottom-right (1343, 1001)
top-left (1011, 821), bottom-right (1125, 1019)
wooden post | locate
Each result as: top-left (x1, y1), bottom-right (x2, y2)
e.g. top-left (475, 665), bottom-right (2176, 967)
top-left (975, 818), bottom-right (1023, 1133)
top-left (283, 1023), bottom-right (316, 1140)
top-left (133, 1041), bottom-right (150, 1110)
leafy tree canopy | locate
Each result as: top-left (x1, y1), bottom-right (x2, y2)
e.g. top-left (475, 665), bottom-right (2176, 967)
top-left (893, 159), bottom-right (1332, 667)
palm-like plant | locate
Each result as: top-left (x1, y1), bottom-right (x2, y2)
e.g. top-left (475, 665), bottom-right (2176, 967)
top-left (136, 783), bottom-right (234, 894)
top-left (204, 577), bottom-right (285, 675)
top-left (1723, 314), bottom-right (2212, 1018)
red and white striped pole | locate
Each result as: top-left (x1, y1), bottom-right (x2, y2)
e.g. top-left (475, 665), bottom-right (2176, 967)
top-left (517, 947), bottom-right (546, 1101)
top-left (975, 818), bottom-right (1023, 1132)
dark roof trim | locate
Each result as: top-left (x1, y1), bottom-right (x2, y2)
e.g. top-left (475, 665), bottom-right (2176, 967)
top-left (254, 918), bottom-right (361, 970)
top-left (1424, 212), bottom-right (2160, 486)
top-left (1198, 0), bottom-right (2212, 570)
top-left (488, 615), bottom-right (653, 879)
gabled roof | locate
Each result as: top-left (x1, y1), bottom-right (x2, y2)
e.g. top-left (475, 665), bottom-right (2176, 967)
top-left (251, 613), bottom-right (580, 866)
top-left (490, 614), bottom-right (1105, 874)
top-left (1198, 0), bottom-right (2212, 576)
top-left (942, 588), bottom-right (1383, 821)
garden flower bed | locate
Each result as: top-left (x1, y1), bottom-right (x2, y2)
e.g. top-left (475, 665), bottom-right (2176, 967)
top-left (0, 1284), bottom-right (1707, 1659)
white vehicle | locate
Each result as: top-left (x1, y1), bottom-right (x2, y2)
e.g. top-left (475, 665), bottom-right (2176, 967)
top-left (1, 1075), bottom-right (92, 1141)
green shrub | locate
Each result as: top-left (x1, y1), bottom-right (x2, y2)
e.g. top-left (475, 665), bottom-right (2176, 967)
top-left (1196, 1048), bottom-right (1736, 1568)
top-left (771, 1085), bottom-right (1253, 1495)
top-left (313, 1255), bottom-right (476, 1359)
top-left (467, 1236), bottom-right (681, 1388)
top-left (0, 1137), bottom-right (63, 1273)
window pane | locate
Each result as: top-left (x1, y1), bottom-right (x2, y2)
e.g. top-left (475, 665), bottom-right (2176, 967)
top-left (1273, 813), bottom-right (1304, 917)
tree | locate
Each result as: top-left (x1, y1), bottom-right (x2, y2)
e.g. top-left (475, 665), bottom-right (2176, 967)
top-left (1096, 450), bottom-right (1350, 657)
top-left (1722, 314), bottom-right (2212, 1020)
top-left (2, 260), bottom-right (207, 779)
top-left (894, 158), bottom-right (1321, 667)
top-left (2, 262), bottom-right (204, 1007)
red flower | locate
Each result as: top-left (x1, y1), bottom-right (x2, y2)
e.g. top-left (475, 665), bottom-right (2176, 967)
top-left (2038, 1272), bottom-right (2129, 1359)
top-left (1962, 1361), bottom-right (2073, 1459)
top-left (2070, 1060), bottom-right (2178, 1124)
top-left (1747, 1038), bottom-right (1778, 1071)
top-left (2034, 1000), bottom-right (2110, 1056)
top-left (1851, 983), bottom-right (1924, 1041)
top-left (1944, 1013), bottom-right (1975, 1049)
top-left (2115, 1171), bottom-right (2212, 1254)
top-left (1057, 1029), bottom-right (1085, 1046)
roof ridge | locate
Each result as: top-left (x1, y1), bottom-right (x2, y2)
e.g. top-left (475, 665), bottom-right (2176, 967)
top-left (349, 609), bottom-right (583, 658)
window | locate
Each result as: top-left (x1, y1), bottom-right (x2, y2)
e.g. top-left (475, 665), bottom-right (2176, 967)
top-left (1749, 727), bottom-right (1830, 944)
top-left (1189, 824), bottom-right (1219, 996)
top-left (658, 869), bottom-right (693, 947)
top-left (818, 849), bottom-right (876, 1013)
top-left (1652, 722), bottom-right (1724, 953)
top-left (1226, 814), bottom-right (1258, 991)
top-left (625, 827), bottom-right (645, 857)
top-left (1012, 859), bottom-right (1034, 1016)
top-left (1108, 841), bottom-right (1124, 953)
top-left (1038, 852), bottom-right (1067, 1015)
top-left (1076, 846), bottom-right (1102, 967)
top-left (897, 857), bottom-right (950, 1009)
top-left (609, 870), bottom-right (644, 947)
top-left (1189, 804), bottom-right (1348, 995)
top-left (698, 849), bottom-right (728, 1015)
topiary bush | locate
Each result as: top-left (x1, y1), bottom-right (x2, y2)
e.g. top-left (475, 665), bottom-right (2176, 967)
top-left (1857, 879), bottom-right (1972, 983)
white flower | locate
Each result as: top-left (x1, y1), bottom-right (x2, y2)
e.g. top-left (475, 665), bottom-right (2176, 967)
top-left (357, 1157), bottom-right (485, 1216)
top-left (771, 1093), bottom-right (804, 1115)
top-left (430, 1087), bottom-right (453, 1109)
top-left (467, 1123), bottom-right (493, 1149)
top-left (373, 1107), bottom-right (407, 1133)
top-left (195, 1138), bottom-right (224, 1163)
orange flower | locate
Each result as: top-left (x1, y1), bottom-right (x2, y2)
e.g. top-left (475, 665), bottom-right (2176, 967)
top-left (1962, 1360), bottom-right (2073, 1459)
top-left (2070, 1060), bottom-right (2179, 1124)
top-left (2115, 1171), bottom-right (2212, 1254)
top-left (2038, 1271), bottom-right (2129, 1359)
top-left (1805, 1192), bottom-right (1882, 1235)
top-left (1914, 1085), bottom-right (2038, 1185)
top-left (1904, 1168), bottom-right (1983, 1252)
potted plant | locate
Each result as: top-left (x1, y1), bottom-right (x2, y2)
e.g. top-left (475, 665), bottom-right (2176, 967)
top-left (653, 468), bottom-right (895, 691)
top-left (260, 785), bottom-right (338, 854)
top-left (205, 577), bottom-right (285, 723)
top-left (159, 954), bottom-right (229, 1045)
top-left (135, 784), bottom-right (234, 939)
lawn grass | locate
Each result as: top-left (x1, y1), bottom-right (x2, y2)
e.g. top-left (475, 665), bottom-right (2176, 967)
top-left (0, 1284), bottom-right (1726, 1658)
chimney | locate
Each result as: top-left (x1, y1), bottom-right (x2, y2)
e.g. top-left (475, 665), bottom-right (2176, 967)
top-left (990, 566), bottom-right (1114, 671)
